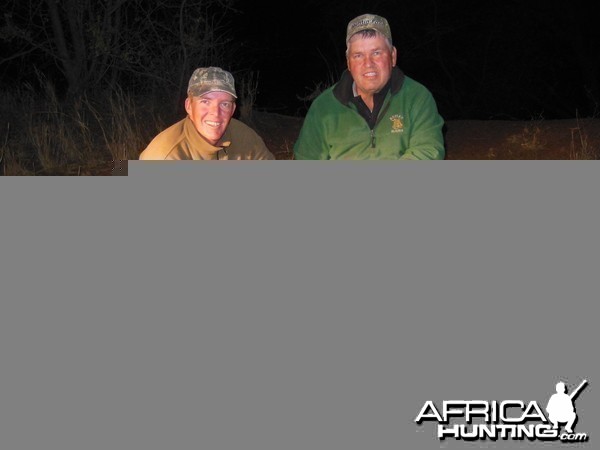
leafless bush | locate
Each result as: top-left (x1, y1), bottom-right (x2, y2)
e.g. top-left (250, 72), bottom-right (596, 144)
top-left (237, 71), bottom-right (259, 125)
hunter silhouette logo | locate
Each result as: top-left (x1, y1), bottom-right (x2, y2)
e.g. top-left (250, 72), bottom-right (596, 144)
top-left (547, 379), bottom-right (587, 434)
top-left (415, 379), bottom-right (589, 443)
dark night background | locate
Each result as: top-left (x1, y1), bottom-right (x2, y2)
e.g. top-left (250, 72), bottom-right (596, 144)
top-left (231, 0), bottom-right (599, 120)
top-left (1, 0), bottom-right (598, 120)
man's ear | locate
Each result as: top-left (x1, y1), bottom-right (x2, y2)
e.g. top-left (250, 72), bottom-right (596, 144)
top-left (392, 46), bottom-right (397, 66)
top-left (184, 96), bottom-right (192, 115)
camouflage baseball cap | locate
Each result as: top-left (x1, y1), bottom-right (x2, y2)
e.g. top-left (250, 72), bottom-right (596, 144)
top-left (187, 67), bottom-right (237, 98)
top-left (346, 14), bottom-right (392, 44)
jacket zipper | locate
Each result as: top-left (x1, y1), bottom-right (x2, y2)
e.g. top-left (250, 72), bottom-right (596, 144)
top-left (370, 96), bottom-right (393, 149)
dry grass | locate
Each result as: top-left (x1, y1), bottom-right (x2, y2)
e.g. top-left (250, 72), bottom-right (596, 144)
top-left (569, 116), bottom-right (598, 160)
top-left (506, 115), bottom-right (547, 158)
top-left (0, 81), bottom-right (172, 175)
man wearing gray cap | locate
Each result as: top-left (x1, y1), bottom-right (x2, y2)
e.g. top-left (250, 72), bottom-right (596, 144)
top-left (139, 67), bottom-right (274, 160)
top-left (294, 14), bottom-right (444, 160)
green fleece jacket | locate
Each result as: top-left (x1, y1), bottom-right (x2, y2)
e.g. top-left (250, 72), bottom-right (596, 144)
top-left (294, 68), bottom-right (445, 160)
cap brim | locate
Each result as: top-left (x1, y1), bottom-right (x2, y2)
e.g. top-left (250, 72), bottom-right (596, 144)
top-left (188, 87), bottom-right (237, 98)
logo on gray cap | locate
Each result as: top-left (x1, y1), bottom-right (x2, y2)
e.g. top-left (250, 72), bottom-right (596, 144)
top-left (346, 14), bottom-right (392, 43)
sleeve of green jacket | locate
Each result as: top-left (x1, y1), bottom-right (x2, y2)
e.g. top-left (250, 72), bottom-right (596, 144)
top-left (398, 88), bottom-right (445, 160)
top-left (293, 105), bottom-right (330, 160)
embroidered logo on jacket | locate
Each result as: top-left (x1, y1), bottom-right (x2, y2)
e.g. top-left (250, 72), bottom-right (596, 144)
top-left (390, 114), bottom-right (404, 133)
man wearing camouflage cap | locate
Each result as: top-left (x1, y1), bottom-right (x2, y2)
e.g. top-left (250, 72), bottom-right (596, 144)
top-left (140, 67), bottom-right (274, 160)
top-left (294, 13), bottom-right (445, 160)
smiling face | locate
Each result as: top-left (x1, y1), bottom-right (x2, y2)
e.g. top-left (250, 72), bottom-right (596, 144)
top-left (346, 31), bottom-right (397, 101)
top-left (185, 91), bottom-right (237, 145)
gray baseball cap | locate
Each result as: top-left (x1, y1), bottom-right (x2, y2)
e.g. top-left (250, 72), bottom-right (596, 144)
top-left (187, 67), bottom-right (237, 98)
top-left (346, 14), bottom-right (392, 44)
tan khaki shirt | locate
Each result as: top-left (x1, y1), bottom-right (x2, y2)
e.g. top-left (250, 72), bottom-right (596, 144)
top-left (139, 117), bottom-right (275, 160)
